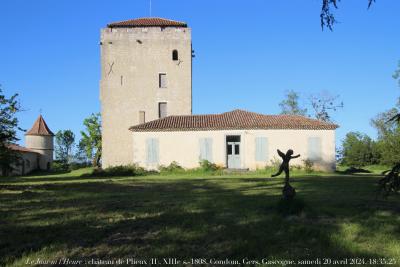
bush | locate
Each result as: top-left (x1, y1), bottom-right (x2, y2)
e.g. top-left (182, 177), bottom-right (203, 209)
top-left (159, 161), bottom-right (184, 173)
top-left (88, 164), bottom-right (147, 177)
top-left (269, 156), bottom-right (281, 169)
top-left (199, 160), bottom-right (221, 172)
top-left (302, 159), bottom-right (314, 173)
top-left (69, 162), bottom-right (90, 171)
top-left (51, 161), bottom-right (69, 172)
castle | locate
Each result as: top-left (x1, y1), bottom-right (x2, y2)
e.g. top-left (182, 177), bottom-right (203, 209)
top-left (100, 17), bottom-right (338, 171)
top-left (5, 115), bottom-right (54, 175)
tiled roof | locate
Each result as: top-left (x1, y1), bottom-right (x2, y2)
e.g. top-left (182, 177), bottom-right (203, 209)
top-left (129, 109), bottom-right (339, 132)
top-left (25, 115), bottom-right (54, 136)
top-left (7, 144), bottom-right (38, 154)
top-left (107, 17), bottom-right (187, 28)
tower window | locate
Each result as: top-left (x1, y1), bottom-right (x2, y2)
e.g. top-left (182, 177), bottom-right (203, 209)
top-left (159, 102), bottom-right (167, 118)
top-left (139, 111), bottom-right (145, 124)
top-left (172, 50), bottom-right (178, 61)
top-left (159, 73), bottom-right (167, 88)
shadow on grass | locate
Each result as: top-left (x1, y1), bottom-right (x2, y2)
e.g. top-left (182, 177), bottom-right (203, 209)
top-left (1, 175), bottom-right (399, 266)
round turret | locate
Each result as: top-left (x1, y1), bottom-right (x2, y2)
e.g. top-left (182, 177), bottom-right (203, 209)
top-left (25, 115), bottom-right (54, 170)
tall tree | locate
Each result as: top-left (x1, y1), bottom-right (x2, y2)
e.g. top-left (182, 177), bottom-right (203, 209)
top-left (79, 113), bottom-right (102, 167)
top-left (55, 130), bottom-right (75, 164)
top-left (279, 90), bottom-right (307, 116)
top-left (309, 93), bottom-right (343, 122)
top-left (0, 87), bottom-right (22, 176)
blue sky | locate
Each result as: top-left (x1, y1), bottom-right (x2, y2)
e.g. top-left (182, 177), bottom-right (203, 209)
top-left (0, 0), bottom-right (399, 147)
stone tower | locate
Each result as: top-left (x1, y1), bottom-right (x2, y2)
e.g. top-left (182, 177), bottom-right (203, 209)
top-left (25, 115), bottom-right (54, 170)
top-left (100, 17), bottom-right (192, 167)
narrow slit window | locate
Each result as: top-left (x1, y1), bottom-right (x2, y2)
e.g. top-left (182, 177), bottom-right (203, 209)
top-left (139, 111), bottom-right (145, 124)
top-left (159, 102), bottom-right (167, 118)
top-left (159, 73), bottom-right (167, 88)
top-left (172, 50), bottom-right (178, 61)
top-left (120, 75), bottom-right (123, 86)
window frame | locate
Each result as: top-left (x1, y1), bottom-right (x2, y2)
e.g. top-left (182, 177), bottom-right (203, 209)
top-left (158, 73), bottom-right (167, 88)
top-left (158, 102), bottom-right (168, 118)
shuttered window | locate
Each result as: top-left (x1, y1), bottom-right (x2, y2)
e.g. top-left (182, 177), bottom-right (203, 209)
top-left (199, 138), bottom-right (213, 162)
top-left (255, 137), bottom-right (268, 161)
top-left (308, 137), bottom-right (322, 161)
top-left (159, 102), bottom-right (167, 118)
top-left (159, 73), bottom-right (167, 88)
top-left (146, 138), bottom-right (159, 164)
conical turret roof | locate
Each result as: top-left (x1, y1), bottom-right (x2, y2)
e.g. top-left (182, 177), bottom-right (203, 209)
top-left (25, 115), bottom-right (54, 136)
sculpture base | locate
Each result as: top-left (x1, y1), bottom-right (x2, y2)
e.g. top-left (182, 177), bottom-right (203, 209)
top-left (282, 182), bottom-right (296, 200)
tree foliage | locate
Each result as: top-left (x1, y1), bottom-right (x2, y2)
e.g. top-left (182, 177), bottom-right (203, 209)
top-left (278, 90), bottom-right (343, 122)
top-left (279, 90), bottom-right (307, 116)
top-left (340, 132), bottom-right (380, 167)
top-left (0, 87), bottom-right (22, 176)
top-left (79, 113), bottom-right (102, 167)
top-left (320, 0), bottom-right (375, 30)
top-left (370, 99), bottom-right (400, 166)
top-left (55, 130), bottom-right (75, 164)
top-left (309, 93), bottom-right (343, 122)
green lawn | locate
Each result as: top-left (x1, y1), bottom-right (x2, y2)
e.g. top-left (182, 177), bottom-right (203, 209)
top-left (1, 169), bottom-right (399, 266)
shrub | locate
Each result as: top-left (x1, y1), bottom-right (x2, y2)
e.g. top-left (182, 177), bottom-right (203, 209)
top-left (199, 160), bottom-right (221, 172)
top-left (51, 161), bottom-right (69, 172)
top-left (69, 162), bottom-right (90, 171)
top-left (290, 165), bottom-right (302, 171)
top-left (88, 164), bottom-right (147, 177)
top-left (159, 161), bottom-right (184, 173)
top-left (302, 159), bottom-right (314, 173)
top-left (269, 156), bottom-right (281, 169)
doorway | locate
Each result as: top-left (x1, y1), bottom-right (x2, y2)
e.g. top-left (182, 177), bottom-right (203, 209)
top-left (226, 135), bottom-right (241, 169)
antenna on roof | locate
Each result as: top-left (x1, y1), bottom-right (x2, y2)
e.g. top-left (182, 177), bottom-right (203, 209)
top-left (149, 0), bottom-right (152, 17)
top-left (39, 108), bottom-right (42, 115)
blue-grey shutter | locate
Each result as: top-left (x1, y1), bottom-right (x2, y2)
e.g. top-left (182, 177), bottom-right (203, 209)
top-left (255, 137), bottom-right (268, 161)
top-left (146, 139), bottom-right (152, 163)
top-left (199, 138), bottom-right (206, 160)
top-left (308, 137), bottom-right (322, 161)
top-left (146, 138), bottom-right (159, 164)
top-left (205, 138), bottom-right (213, 162)
top-left (152, 138), bottom-right (159, 163)
top-left (199, 138), bottom-right (213, 161)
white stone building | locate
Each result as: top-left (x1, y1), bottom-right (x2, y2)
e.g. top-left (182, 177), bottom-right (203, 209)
top-left (130, 109), bottom-right (338, 171)
top-left (100, 18), bottom-right (339, 171)
top-left (4, 115), bottom-right (54, 175)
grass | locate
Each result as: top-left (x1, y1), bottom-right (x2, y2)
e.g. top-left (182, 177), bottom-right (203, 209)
top-left (1, 168), bottom-right (400, 266)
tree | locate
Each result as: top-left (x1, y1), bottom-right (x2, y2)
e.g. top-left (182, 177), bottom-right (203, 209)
top-left (79, 113), bottom-right (102, 167)
top-left (371, 101), bottom-right (399, 139)
top-left (371, 100), bottom-right (400, 166)
top-left (340, 132), bottom-right (380, 167)
top-left (320, 0), bottom-right (375, 30)
top-left (389, 62), bottom-right (400, 123)
top-left (0, 87), bottom-right (22, 176)
top-left (74, 140), bottom-right (90, 164)
top-left (309, 93), bottom-right (343, 122)
top-left (279, 90), bottom-right (307, 116)
top-left (55, 130), bottom-right (75, 164)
